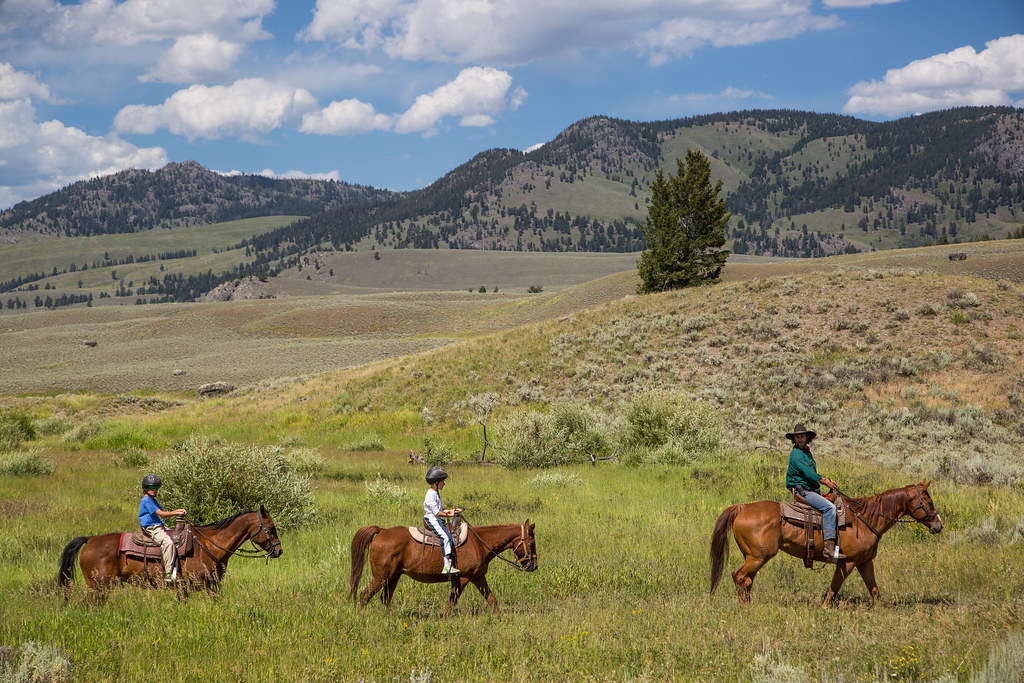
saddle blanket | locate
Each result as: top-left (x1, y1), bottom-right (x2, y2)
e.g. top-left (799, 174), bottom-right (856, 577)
top-left (408, 522), bottom-right (469, 548)
top-left (780, 500), bottom-right (848, 528)
top-left (119, 529), bottom-right (192, 560)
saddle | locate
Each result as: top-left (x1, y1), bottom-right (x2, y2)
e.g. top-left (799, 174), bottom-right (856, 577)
top-left (408, 522), bottom-right (469, 548)
top-left (119, 520), bottom-right (193, 561)
top-left (780, 492), bottom-right (848, 568)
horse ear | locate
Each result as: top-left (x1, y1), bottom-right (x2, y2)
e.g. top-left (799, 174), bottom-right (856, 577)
top-left (259, 504), bottom-right (267, 515)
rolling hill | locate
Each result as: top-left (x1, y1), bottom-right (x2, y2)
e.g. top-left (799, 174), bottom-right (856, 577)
top-left (1, 107), bottom-right (1022, 308)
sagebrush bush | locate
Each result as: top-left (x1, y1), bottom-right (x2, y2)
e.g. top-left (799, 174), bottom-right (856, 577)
top-left (0, 410), bottom-right (35, 452)
top-left (526, 471), bottom-right (583, 488)
top-left (0, 642), bottom-right (72, 683)
top-left (81, 423), bottom-right (163, 453)
top-left (422, 436), bottom-right (453, 466)
top-left (158, 434), bottom-right (316, 528)
top-left (0, 450), bottom-right (54, 476)
top-left (278, 446), bottom-right (326, 476)
top-left (61, 421), bottom-right (102, 450)
top-left (343, 435), bottom-right (386, 451)
top-left (493, 402), bottom-right (610, 469)
top-left (618, 392), bottom-right (722, 465)
top-left (364, 477), bottom-right (412, 507)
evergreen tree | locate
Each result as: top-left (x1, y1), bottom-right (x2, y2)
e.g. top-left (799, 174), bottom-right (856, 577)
top-left (637, 149), bottom-right (730, 293)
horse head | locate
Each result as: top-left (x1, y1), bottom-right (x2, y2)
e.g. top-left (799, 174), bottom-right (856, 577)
top-left (512, 520), bottom-right (537, 572)
top-left (253, 505), bottom-right (284, 558)
top-left (909, 481), bottom-right (943, 534)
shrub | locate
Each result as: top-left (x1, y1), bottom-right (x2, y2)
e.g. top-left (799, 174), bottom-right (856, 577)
top-left (422, 436), bottom-right (454, 466)
top-left (0, 642), bottom-right (72, 683)
top-left (364, 476), bottom-right (412, 507)
top-left (158, 434), bottom-right (316, 529)
top-left (969, 629), bottom-right (1024, 683)
top-left (279, 446), bottom-right (326, 476)
top-left (34, 414), bottom-right (71, 436)
top-left (0, 449), bottom-right (54, 476)
top-left (527, 285), bottom-right (543, 293)
top-left (618, 392), bottom-right (722, 464)
top-left (61, 421), bottom-right (102, 450)
top-left (81, 423), bottom-right (162, 452)
top-left (343, 435), bottom-right (386, 451)
top-left (915, 302), bottom-right (939, 316)
top-left (493, 403), bottom-right (610, 469)
top-left (0, 410), bottom-right (35, 452)
top-left (113, 447), bottom-right (150, 468)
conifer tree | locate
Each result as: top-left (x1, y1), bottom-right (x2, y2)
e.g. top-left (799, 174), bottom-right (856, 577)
top-left (638, 149), bottom-right (730, 293)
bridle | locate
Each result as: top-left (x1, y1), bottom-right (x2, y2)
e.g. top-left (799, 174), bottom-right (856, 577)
top-left (835, 483), bottom-right (940, 537)
top-left (905, 483), bottom-right (940, 526)
top-left (463, 516), bottom-right (536, 572)
top-left (184, 509), bottom-right (282, 563)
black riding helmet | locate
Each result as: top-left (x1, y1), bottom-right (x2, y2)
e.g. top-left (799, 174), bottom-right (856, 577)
top-left (141, 473), bottom-right (162, 489)
top-left (425, 466), bottom-right (448, 484)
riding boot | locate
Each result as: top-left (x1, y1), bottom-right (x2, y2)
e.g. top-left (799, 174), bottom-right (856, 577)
top-left (443, 553), bottom-right (460, 575)
top-left (822, 539), bottom-right (846, 562)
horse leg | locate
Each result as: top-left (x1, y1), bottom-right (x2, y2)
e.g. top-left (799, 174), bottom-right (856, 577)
top-left (731, 554), bottom-right (768, 604)
top-left (823, 561), bottom-right (856, 606)
top-left (856, 560), bottom-right (881, 603)
top-left (471, 576), bottom-right (500, 614)
top-left (443, 577), bottom-right (468, 617)
top-left (359, 571), bottom-right (388, 607)
top-left (381, 573), bottom-right (403, 607)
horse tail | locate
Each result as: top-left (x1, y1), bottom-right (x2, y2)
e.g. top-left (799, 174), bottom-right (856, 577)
top-left (709, 505), bottom-right (741, 596)
top-left (58, 537), bottom-right (88, 587)
top-left (348, 526), bottom-right (382, 600)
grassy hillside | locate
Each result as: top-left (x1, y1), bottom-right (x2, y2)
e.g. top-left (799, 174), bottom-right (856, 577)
top-left (1, 246), bottom-right (1023, 680)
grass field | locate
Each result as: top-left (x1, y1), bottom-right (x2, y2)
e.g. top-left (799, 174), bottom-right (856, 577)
top-left (2, 244), bottom-right (1024, 681)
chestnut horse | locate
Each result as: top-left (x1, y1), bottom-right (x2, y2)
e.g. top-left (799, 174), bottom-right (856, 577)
top-left (58, 506), bottom-right (282, 592)
top-left (349, 520), bottom-right (537, 614)
top-left (710, 482), bottom-right (942, 605)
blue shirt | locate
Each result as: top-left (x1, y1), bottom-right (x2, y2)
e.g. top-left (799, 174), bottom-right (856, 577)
top-left (139, 495), bottom-right (164, 527)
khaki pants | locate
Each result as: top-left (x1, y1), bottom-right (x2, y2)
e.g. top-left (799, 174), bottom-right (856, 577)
top-left (142, 524), bottom-right (175, 575)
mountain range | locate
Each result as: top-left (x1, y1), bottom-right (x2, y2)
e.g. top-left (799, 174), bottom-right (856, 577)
top-left (2, 106), bottom-right (1022, 305)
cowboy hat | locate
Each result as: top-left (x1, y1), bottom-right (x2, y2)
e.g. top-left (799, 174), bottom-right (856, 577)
top-left (785, 423), bottom-right (817, 442)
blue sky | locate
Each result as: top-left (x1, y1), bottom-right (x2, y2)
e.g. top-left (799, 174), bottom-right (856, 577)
top-left (0, 0), bottom-right (1021, 208)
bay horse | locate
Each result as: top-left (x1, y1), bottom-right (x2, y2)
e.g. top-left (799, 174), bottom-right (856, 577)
top-left (58, 506), bottom-right (282, 593)
top-left (710, 481), bottom-right (942, 605)
top-left (349, 520), bottom-right (537, 614)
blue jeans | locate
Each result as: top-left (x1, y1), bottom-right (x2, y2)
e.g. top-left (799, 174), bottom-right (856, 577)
top-left (799, 490), bottom-right (838, 540)
top-left (424, 515), bottom-right (454, 557)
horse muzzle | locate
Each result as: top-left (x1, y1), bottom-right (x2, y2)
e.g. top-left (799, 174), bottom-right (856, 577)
top-left (928, 516), bottom-right (943, 534)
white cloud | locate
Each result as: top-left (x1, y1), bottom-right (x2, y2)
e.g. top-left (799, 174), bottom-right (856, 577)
top-left (302, 0), bottom-right (843, 65)
top-left (140, 33), bottom-right (246, 84)
top-left (669, 87), bottom-right (774, 103)
top-left (843, 34), bottom-right (1024, 116)
top-left (393, 66), bottom-right (515, 135)
top-left (300, 66), bottom-right (521, 136)
top-left (3, 0), bottom-right (274, 48)
top-left (0, 63), bottom-right (58, 103)
top-left (822, 0), bottom-right (901, 7)
top-left (0, 98), bottom-right (167, 208)
top-left (113, 78), bottom-right (318, 141)
top-left (300, 99), bottom-right (393, 135)
top-left (257, 168), bottom-right (343, 181)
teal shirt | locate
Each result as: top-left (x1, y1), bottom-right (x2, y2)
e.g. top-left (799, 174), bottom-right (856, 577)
top-left (786, 447), bottom-right (821, 492)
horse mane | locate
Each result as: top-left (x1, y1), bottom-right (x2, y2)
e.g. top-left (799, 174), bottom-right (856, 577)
top-left (844, 487), bottom-right (907, 520)
top-left (197, 510), bottom-right (255, 529)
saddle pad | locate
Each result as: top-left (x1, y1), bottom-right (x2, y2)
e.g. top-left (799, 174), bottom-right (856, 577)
top-left (780, 500), bottom-right (848, 528)
top-left (408, 522), bottom-right (469, 548)
top-left (119, 530), bottom-right (192, 559)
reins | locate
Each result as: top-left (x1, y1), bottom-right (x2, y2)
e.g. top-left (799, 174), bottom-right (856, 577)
top-left (460, 514), bottom-right (534, 572)
top-left (831, 484), bottom-right (936, 537)
top-left (182, 510), bottom-right (280, 564)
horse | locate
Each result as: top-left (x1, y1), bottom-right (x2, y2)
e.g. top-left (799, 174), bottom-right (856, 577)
top-left (349, 520), bottom-right (537, 614)
top-left (710, 481), bottom-right (942, 605)
top-left (58, 506), bottom-right (283, 593)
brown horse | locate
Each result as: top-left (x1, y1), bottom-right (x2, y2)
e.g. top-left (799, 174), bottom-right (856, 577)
top-left (710, 482), bottom-right (943, 605)
top-left (58, 506), bottom-right (283, 592)
top-left (349, 520), bottom-right (537, 614)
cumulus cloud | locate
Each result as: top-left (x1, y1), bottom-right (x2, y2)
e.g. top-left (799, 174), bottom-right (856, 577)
top-left (140, 33), bottom-right (246, 84)
top-left (302, 0), bottom-right (844, 65)
top-left (300, 99), bottom-right (393, 135)
top-left (300, 66), bottom-right (522, 136)
top-left (843, 34), bottom-right (1024, 116)
top-left (0, 63), bottom-right (58, 103)
top-left (0, 98), bottom-right (167, 207)
top-left (393, 66), bottom-right (517, 135)
top-left (113, 78), bottom-right (318, 141)
top-left (2, 0), bottom-right (274, 48)
top-left (669, 86), bottom-right (774, 103)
